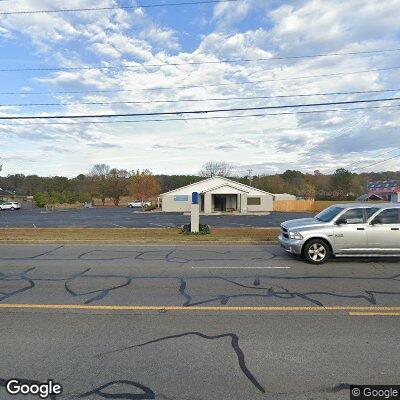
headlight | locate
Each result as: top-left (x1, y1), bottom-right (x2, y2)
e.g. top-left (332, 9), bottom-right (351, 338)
top-left (289, 231), bottom-right (303, 240)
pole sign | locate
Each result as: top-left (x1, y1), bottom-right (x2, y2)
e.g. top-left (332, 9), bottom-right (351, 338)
top-left (192, 192), bottom-right (199, 204)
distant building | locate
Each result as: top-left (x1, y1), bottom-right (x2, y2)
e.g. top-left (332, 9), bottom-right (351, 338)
top-left (273, 193), bottom-right (297, 201)
top-left (159, 176), bottom-right (274, 213)
top-left (0, 188), bottom-right (29, 204)
top-left (356, 193), bottom-right (384, 202)
top-left (367, 180), bottom-right (400, 202)
top-left (0, 188), bottom-right (15, 201)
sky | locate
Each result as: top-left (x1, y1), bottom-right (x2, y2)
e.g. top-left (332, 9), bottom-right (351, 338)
top-left (0, 0), bottom-right (399, 177)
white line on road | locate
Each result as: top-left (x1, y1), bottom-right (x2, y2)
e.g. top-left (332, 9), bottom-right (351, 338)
top-left (228, 222), bottom-right (252, 227)
top-left (191, 266), bottom-right (290, 269)
top-left (149, 222), bottom-right (176, 227)
top-left (110, 223), bottom-right (127, 228)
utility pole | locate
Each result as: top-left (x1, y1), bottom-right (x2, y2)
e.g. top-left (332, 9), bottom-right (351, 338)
top-left (247, 168), bottom-right (253, 187)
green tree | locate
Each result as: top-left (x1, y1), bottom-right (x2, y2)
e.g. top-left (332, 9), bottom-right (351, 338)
top-left (330, 168), bottom-right (353, 199)
top-left (106, 168), bottom-right (129, 206)
top-left (33, 192), bottom-right (47, 208)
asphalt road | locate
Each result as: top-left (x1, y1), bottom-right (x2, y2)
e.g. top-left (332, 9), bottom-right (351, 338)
top-left (0, 244), bottom-right (399, 399)
top-left (0, 208), bottom-right (311, 228)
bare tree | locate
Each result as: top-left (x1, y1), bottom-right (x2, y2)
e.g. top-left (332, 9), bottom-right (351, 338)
top-left (88, 164), bottom-right (110, 206)
top-left (199, 161), bottom-right (233, 178)
top-left (90, 163), bottom-right (110, 177)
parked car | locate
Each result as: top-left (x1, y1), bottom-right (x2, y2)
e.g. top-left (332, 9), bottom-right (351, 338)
top-left (279, 203), bottom-right (400, 264)
top-left (127, 201), bottom-right (151, 208)
top-left (0, 201), bottom-right (21, 211)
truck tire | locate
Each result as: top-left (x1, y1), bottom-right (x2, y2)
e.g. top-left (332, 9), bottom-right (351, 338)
top-left (303, 239), bottom-right (330, 265)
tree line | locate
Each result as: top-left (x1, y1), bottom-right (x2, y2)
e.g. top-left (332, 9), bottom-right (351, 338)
top-left (0, 161), bottom-right (399, 206)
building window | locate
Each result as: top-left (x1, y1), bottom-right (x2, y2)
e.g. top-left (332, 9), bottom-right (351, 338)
top-left (247, 197), bottom-right (261, 205)
top-left (174, 195), bottom-right (189, 202)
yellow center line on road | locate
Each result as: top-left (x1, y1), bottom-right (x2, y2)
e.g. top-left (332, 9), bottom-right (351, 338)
top-left (348, 312), bottom-right (400, 316)
top-left (0, 304), bottom-right (400, 313)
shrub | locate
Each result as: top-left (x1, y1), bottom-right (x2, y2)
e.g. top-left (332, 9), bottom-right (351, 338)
top-left (144, 204), bottom-right (158, 211)
top-left (33, 192), bottom-right (47, 208)
top-left (78, 192), bottom-right (93, 204)
top-left (180, 223), bottom-right (211, 235)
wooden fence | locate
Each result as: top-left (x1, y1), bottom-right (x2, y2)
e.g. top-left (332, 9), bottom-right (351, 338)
top-left (273, 200), bottom-right (359, 213)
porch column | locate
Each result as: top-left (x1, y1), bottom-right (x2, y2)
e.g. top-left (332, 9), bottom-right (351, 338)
top-left (240, 193), bottom-right (247, 213)
top-left (204, 193), bottom-right (212, 213)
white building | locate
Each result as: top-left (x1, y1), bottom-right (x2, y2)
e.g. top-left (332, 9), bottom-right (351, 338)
top-left (160, 176), bottom-right (274, 213)
top-left (273, 193), bottom-right (297, 200)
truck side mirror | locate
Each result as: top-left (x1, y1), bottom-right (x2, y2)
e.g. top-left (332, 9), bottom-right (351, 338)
top-left (336, 218), bottom-right (347, 225)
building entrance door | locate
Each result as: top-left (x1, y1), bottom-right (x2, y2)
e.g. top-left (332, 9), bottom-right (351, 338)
top-left (213, 195), bottom-right (226, 211)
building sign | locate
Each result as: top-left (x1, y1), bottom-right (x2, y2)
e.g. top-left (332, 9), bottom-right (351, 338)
top-left (174, 195), bottom-right (189, 201)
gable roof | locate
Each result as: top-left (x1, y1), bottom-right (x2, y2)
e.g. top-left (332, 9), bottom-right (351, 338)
top-left (202, 183), bottom-right (249, 194)
top-left (357, 193), bottom-right (384, 201)
top-left (160, 176), bottom-right (272, 196)
top-left (0, 188), bottom-right (14, 196)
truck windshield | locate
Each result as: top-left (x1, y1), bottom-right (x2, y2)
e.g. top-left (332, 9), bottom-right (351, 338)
top-left (315, 206), bottom-right (344, 222)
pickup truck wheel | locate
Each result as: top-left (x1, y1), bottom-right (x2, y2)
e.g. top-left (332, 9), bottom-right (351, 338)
top-left (303, 239), bottom-right (330, 265)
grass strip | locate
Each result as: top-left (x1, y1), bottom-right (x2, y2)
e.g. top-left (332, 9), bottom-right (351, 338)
top-left (0, 227), bottom-right (280, 244)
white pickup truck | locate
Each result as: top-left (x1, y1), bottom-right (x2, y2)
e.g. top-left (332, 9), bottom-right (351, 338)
top-left (279, 203), bottom-right (400, 264)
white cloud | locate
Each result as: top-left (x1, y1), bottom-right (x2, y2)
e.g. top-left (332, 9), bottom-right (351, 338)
top-left (139, 27), bottom-right (180, 50)
top-left (0, 0), bottom-right (399, 176)
top-left (268, 0), bottom-right (400, 53)
top-left (213, 0), bottom-right (252, 29)
top-left (197, 29), bottom-right (272, 59)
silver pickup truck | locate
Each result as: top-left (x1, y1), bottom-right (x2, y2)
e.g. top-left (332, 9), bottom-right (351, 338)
top-left (278, 203), bottom-right (400, 264)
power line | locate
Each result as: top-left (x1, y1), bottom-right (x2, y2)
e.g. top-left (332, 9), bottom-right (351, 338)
top-left (317, 115), bottom-right (368, 174)
top-left (1, 66), bottom-right (399, 95)
top-left (0, 0), bottom-right (239, 15)
top-left (2, 88), bottom-right (399, 108)
top-left (350, 148), bottom-right (400, 170)
top-left (1, 96), bottom-right (399, 120)
top-left (226, 66), bottom-right (400, 83)
top-left (1, 104), bottom-right (399, 126)
top-left (353, 153), bottom-right (400, 171)
top-left (1, 48), bottom-right (399, 72)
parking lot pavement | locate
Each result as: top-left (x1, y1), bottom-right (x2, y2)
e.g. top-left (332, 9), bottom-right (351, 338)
top-left (0, 207), bottom-right (312, 228)
top-left (0, 244), bottom-right (399, 399)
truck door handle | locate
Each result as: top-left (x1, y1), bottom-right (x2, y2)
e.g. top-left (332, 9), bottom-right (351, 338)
top-left (357, 228), bottom-right (365, 231)
top-left (391, 228), bottom-right (399, 231)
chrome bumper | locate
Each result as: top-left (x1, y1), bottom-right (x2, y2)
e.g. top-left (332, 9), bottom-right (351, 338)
top-left (278, 234), bottom-right (303, 255)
